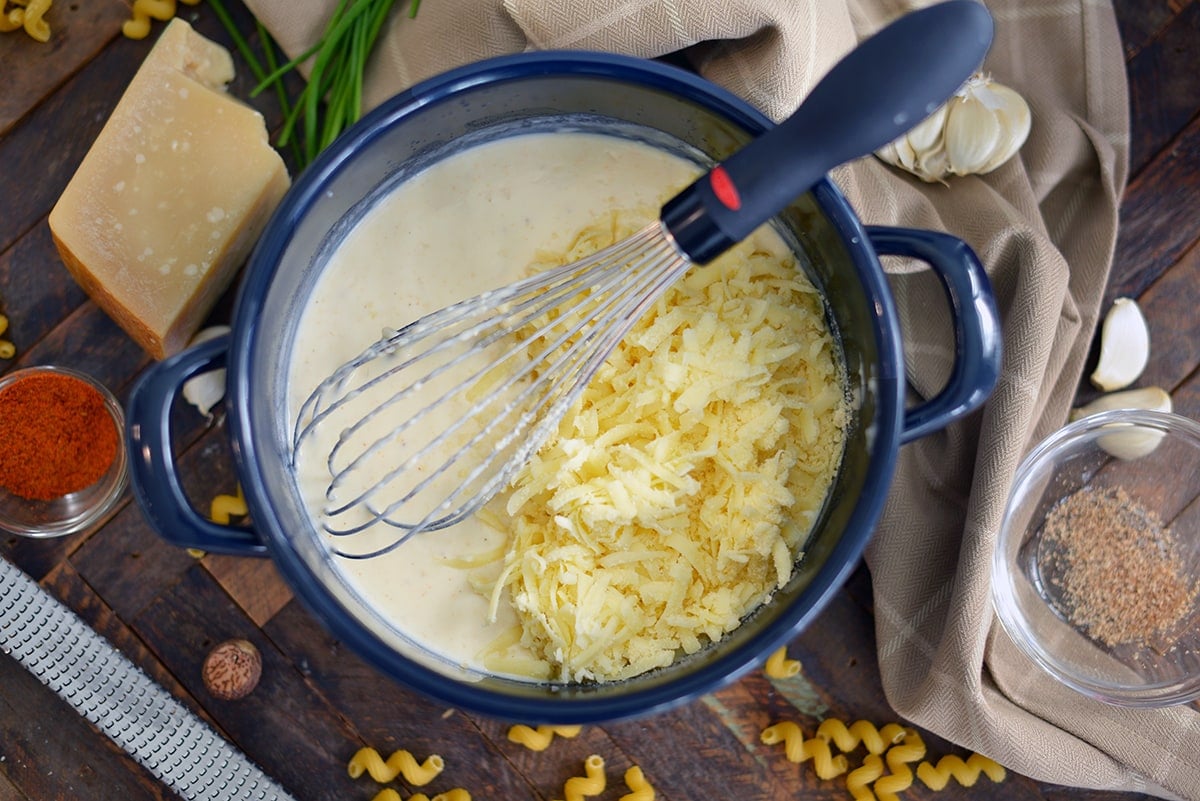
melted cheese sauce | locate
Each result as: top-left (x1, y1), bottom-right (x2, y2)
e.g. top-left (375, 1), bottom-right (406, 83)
top-left (287, 130), bottom-right (828, 679)
top-left (289, 132), bottom-right (706, 674)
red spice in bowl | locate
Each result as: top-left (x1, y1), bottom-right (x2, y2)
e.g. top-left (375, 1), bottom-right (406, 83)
top-left (0, 366), bottom-right (128, 537)
top-left (0, 371), bottom-right (119, 500)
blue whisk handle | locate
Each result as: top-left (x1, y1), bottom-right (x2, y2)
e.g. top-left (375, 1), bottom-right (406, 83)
top-left (661, 0), bottom-right (994, 264)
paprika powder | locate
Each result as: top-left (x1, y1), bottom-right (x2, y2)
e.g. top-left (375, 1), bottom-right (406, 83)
top-left (0, 369), bottom-right (119, 500)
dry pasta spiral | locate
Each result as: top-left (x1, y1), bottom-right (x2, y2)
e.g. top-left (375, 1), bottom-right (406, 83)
top-left (122, 0), bottom-right (200, 40)
top-left (210, 484), bottom-right (248, 524)
top-left (619, 765), bottom-right (655, 801)
top-left (873, 729), bottom-right (926, 801)
top-left (559, 754), bottom-right (606, 801)
top-left (370, 791), bottom-right (471, 801)
top-left (0, 0), bottom-right (51, 41)
top-left (845, 753), bottom-right (885, 801)
top-left (347, 748), bottom-right (445, 786)
top-left (916, 753), bottom-right (1006, 790)
top-left (506, 723), bottom-right (582, 751)
top-left (763, 646), bottom-right (802, 678)
top-left (816, 718), bottom-right (907, 756)
top-left (760, 721), bottom-right (848, 779)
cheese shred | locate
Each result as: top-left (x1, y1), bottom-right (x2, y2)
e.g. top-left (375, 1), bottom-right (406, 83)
top-left (484, 210), bottom-right (847, 682)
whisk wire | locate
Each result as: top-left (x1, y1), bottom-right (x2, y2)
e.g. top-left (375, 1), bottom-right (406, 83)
top-left (299, 225), bottom-right (685, 556)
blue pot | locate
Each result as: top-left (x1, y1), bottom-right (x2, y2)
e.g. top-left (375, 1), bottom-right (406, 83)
top-left (126, 52), bottom-right (1000, 723)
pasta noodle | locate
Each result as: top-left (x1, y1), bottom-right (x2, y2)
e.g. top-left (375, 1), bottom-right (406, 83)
top-left (0, 0), bottom-right (51, 41)
top-left (619, 766), bottom-right (655, 801)
top-left (122, 0), bottom-right (200, 40)
top-left (763, 646), bottom-right (802, 678)
top-left (845, 753), bottom-right (884, 801)
top-left (0, 313), bottom-right (13, 360)
top-left (760, 721), bottom-right (848, 780)
top-left (370, 790), bottom-right (471, 801)
top-left (872, 729), bottom-right (926, 801)
top-left (430, 791), bottom-right (472, 801)
top-left (347, 748), bottom-right (445, 786)
top-left (916, 753), bottom-right (1006, 790)
top-left (210, 484), bottom-right (248, 525)
top-left (506, 723), bottom-right (582, 751)
top-left (559, 754), bottom-right (606, 801)
top-left (815, 719), bottom-right (907, 756)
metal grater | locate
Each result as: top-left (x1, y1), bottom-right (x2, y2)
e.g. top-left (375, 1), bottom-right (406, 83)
top-left (0, 556), bottom-right (297, 801)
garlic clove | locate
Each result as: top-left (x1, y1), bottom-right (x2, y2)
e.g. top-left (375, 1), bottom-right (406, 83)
top-left (945, 94), bottom-right (1002, 175)
top-left (905, 104), bottom-right (947, 153)
top-left (1071, 387), bottom-right (1172, 460)
top-left (1090, 298), bottom-right (1150, 391)
top-left (1069, 386), bottom-right (1172, 421)
top-left (182, 324), bottom-right (231, 416)
top-left (893, 136), bottom-right (918, 171)
top-left (979, 83), bottom-right (1031, 173)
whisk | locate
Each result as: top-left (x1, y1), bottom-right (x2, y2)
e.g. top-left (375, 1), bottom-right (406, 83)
top-left (293, 0), bottom-right (994, 558)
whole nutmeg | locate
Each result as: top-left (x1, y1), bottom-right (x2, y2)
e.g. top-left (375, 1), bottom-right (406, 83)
top-left (202, 639), bottom-right (262, 700)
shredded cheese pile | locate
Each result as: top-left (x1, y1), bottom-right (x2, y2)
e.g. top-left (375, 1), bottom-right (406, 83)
top-left (483, 210), bottom-right (847, 682)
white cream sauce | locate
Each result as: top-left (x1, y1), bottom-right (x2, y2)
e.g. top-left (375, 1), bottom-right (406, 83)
top-left (287, 131), bottom-right (790, 677)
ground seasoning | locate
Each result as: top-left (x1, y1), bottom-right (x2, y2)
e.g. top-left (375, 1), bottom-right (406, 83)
top-left (1040, 485), bottom-right (1198, 649)
top-left (0, 371), bottom-right (118, 501)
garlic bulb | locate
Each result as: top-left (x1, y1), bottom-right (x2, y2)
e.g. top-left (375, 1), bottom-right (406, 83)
top-left (1090, 298), bottom-right (1150, 392)
top-left (876, 72), bottom-right (1031, 182)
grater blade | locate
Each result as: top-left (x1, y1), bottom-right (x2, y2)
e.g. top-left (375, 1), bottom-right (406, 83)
top-left (0, 556), bottom-right (297, 801)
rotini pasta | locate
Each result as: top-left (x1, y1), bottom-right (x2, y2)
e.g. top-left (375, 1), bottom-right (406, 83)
top-left (916, 753), bottom-right (1006, 790)
top-left (559, 754), bottom-right (606, 801)
top-left (873, 729), bottom-right (926, 801)
top-left (845, 753), bottom-right (884, 801)
top-left (210, 484), bottom-right (248, 525)
top-left (122, 0), bottom-right (200, 40)
top-left (0, 0), bottom-right (51, 41)
top-left (763, 646), bottom-right (802, 678)
top-left (619, 765), bottom-right (655, 801)
top-left (760, 721), bottom-right (849, 780)
top-left (430, 791), bottom-right (472, 801)
top-left (506, 723), bottom-right (582, 751)
top-left (815, 718), bottom-right (907, 756)
top-left (347, 748), bottom-right (445, 786)
top-left (370, 791), bottom-right (471, 801)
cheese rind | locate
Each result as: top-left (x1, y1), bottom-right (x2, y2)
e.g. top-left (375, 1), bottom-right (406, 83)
top-left (49, 18), bottom-right (289, 359)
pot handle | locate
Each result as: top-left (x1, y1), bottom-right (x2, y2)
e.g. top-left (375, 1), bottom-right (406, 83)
top-left (126, 335), bottom-right (268, 557)
top-left (866, 226), bottom-right (1002, 443)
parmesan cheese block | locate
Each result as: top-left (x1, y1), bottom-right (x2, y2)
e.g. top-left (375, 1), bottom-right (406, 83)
top-left (49, 19), bottom-right (290, 359)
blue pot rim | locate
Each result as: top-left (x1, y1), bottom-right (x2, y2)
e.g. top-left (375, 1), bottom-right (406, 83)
top-left (228, 50), bottom-right (904, 723)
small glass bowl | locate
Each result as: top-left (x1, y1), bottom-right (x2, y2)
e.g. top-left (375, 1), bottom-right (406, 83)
top-left (993, 409), bottom-right (1200, 707)
top-left (0, 366), bottom-right (129, 538)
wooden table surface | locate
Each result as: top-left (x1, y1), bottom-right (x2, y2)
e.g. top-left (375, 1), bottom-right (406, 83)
top-left (1, 1), bottom-right (1196, 800)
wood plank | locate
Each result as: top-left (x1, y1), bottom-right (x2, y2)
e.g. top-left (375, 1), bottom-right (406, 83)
top-left (0, 220), bottom-right (88, 360)
top-left (1123, 1), bottom-right (1200, 177)
top-left (1136, 238), bottom-right (1200, 394)
top-left (1107, 112), bottom-right (1200, 303)
top-left (133, 565), bottom-right (365, 801)
top-left (261, 600), bottom-right (542, 801)
top-left (0, 0), bottom-right (129, 137)
top-left (203, 553), bottom-right (293, 627)
top-left (1112, 0), bottom-right (1197, 63)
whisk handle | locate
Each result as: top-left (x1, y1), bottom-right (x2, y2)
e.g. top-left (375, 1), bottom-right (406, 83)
top-left (661, 0), bottom-right (993, 264)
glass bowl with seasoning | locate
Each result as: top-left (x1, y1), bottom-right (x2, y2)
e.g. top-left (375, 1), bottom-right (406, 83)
top-left (993, 409), bottom-right (1200, 707)
top-left (0, 366), bottom-right (128, 538)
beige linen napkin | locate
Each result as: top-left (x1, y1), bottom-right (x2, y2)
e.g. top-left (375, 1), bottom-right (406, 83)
top-left (243, 0), bottom-right (1200, 796)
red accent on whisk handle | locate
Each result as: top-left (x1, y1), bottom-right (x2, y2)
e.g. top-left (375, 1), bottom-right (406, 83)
top-left (660, 0), bottom-right (992, 265)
